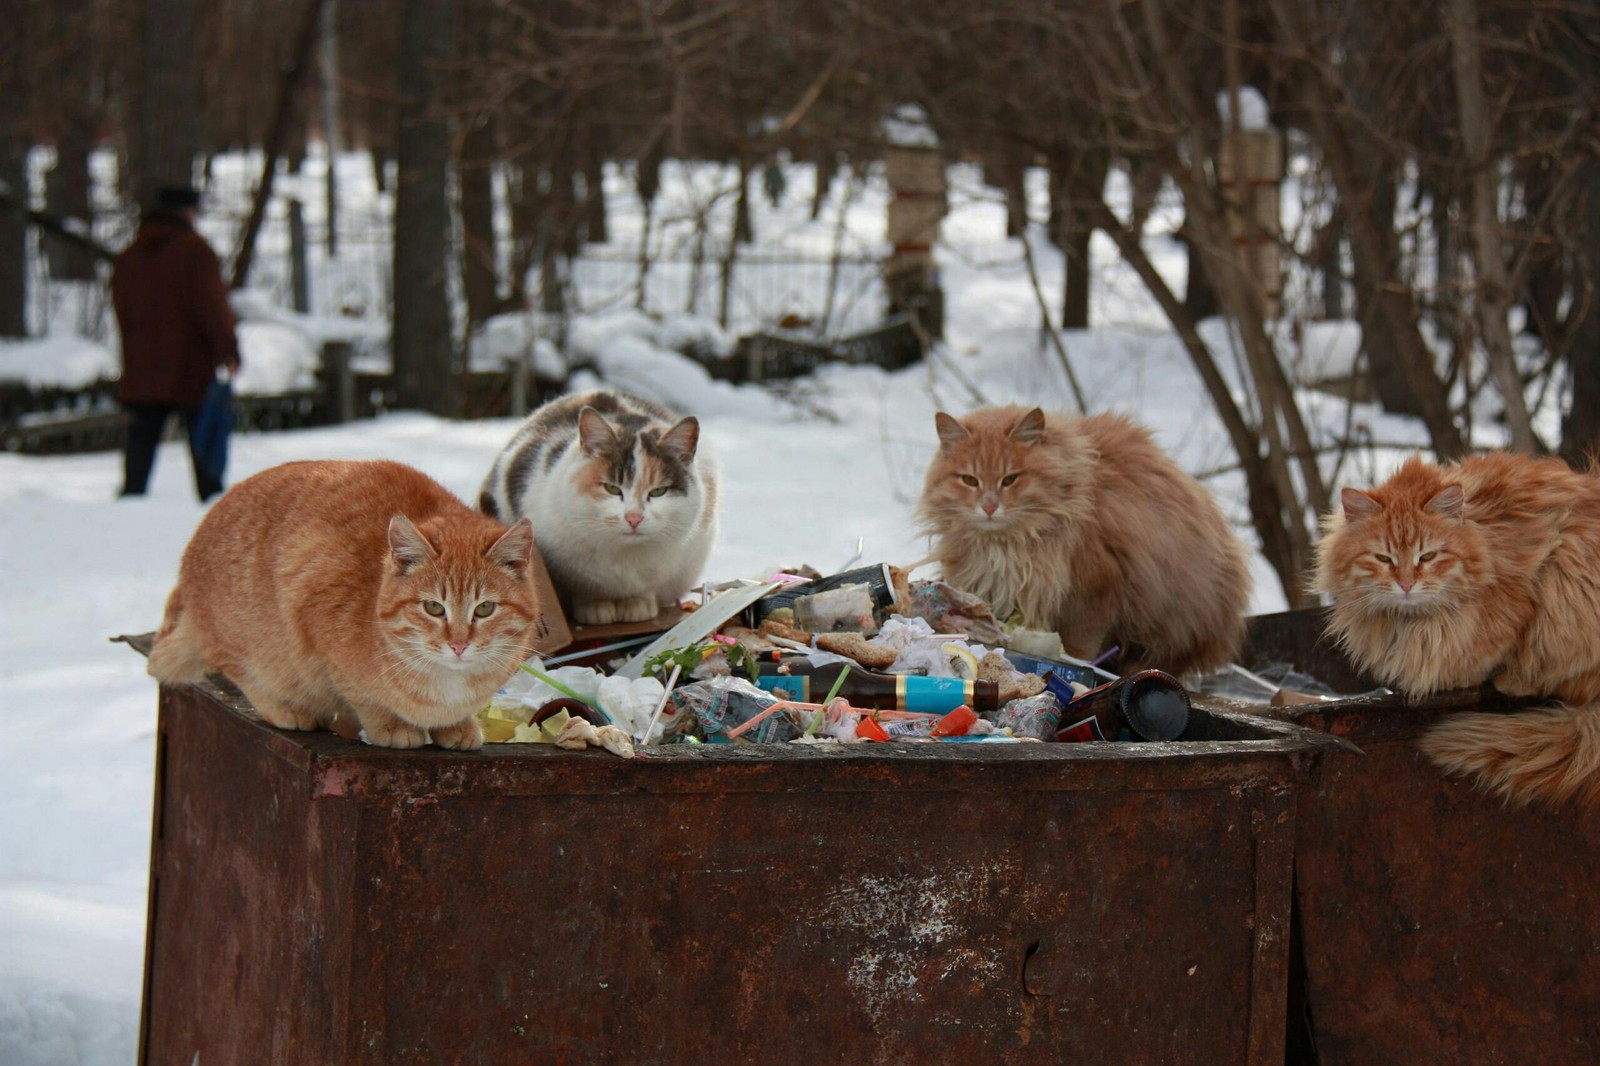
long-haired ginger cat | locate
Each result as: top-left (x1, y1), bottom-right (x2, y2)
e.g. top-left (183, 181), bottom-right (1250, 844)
top-left (1314, 453), bottom-right (1600, 808)
top-left (916, 405), bottom-right (1251, 676)
top-left (147, 460), bottom-right (542, 749)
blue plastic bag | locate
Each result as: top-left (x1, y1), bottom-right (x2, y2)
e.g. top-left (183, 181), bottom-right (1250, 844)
top-left (191, 378), bottom-right (234, 484)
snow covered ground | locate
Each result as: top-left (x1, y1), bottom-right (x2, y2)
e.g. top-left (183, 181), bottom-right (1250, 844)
top-left (0, 149), bottom-right (1498, 1064)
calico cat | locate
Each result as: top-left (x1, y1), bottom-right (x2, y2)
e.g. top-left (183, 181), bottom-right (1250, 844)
top-left (915, 405), bottom-right (1251, 676)
top-left (147, 460), bottom-right (541, 750)
top-left (1314, 452), bottom-right (1600, 808)
top-left (480, 390), bottom-right (718, 626)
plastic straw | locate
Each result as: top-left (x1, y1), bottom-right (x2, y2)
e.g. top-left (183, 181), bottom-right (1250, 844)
top-left (822, 664), bottom-right (853, 704)
top-left (638, 663), bottom-right (681, 745)
top-left (517, 662), bottom-right (604, 713)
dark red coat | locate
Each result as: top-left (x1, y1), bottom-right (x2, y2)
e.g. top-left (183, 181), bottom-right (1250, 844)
top-left (111, 213), bottom-right (241, 409)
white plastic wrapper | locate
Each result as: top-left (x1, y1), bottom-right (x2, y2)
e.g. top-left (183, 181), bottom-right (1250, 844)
top-left (493, 661), bottom-right (673, 744)
top-left (494, 662), bottom-right (606, 712)
top-left (597, 673), bottom-right (672, 743)
top-left (877, 616), bottom-right (992, 679)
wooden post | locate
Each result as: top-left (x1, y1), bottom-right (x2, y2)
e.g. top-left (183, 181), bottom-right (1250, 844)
top-left (321, 340), bottom-right (355, 423)
top-left (1217, 128), bottom-right (1284, 319)
top-left (884, 145), bottom-right (946, 340)
top-left (288, 198), bottom-right (311, 312)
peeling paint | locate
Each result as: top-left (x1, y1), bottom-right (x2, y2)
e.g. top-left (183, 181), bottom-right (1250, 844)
top-left (820, 862), bottom-right (1014, 1016)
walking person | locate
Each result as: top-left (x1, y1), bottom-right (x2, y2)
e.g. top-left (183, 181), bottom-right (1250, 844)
top-left (112, 185), bottom-right (241, 501)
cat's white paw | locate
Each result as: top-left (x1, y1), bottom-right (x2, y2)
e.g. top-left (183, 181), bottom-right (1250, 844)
top-left (574, 597), bottom-right (658, 625)
top-left (431, 717), bottom-right (484, 751)
top-left (364, 719), bottom-right (428, 749)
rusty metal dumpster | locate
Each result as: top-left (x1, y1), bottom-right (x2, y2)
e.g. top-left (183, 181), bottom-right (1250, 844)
top-left (1235, 609), bottom-right (1600, 1064)
top-left (128, 636), bottom-right (1336, 1065)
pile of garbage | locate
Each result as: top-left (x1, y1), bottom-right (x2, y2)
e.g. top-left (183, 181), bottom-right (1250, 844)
top-left (476, 564), bottom-right (1195, 758)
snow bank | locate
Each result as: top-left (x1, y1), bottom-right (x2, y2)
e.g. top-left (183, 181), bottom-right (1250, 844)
top-left (0, 336), bottom-right (118, 390)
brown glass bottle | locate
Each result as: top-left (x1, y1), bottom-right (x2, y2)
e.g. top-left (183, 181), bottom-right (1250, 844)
top-left (755, 660), bottom-right (1000, 713)
top-left (1054, 669), bottom-right (1191, 742)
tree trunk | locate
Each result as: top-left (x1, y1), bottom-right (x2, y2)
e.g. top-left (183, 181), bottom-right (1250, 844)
top-left (46, 0), bottom-right (96, 282)
top-left (1090, 198), bottom-right (1306, 605)
top-left (46, 131), bottom-right (95, 281)
top-left (1445, 0), bottom-right (1536, 452)
top-left (583, 133), bottom-right (608, 244)
top-left (1050, 152), bottom-right (1104, 330)
top-left (229, 0), bottom-right (330, 290)
top-left (1561, 157), bottom-right (1600, 462)
top-left (1339, 153), bottom-right (1466, 456)
top-left (1319, 211), bottom-right (1344, 320)
top-left (320, 0), bottom-right (340, 256)
top-left (459, 119), bottom-right (498, 327)
top-left (1001, 162), bottom-right (1026, 238)
top-left (136, 0), bottom-right (200, 206)
top-left (0, 131), bottom-right (27, 338)
top-left (1181, 229), bottom-right (1218, 322)
top-left (391, 0), bottom-right (458, 415)
top-left (811, 151), bottom-right (836, 221)
top-left (732, 155), bottom-right (753, 245)
top-left (1269, 0), bottom-right (1466, 459)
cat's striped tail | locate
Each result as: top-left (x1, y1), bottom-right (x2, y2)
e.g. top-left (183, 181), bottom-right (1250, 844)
top-left (1420, 701), bottom-right (1600, 810)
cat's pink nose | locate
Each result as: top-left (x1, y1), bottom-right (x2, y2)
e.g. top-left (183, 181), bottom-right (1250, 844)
top-left (1398, 579), bottom-right (1415, 593)
top-left (982, 501), bottom-right (998, 516)
top-left (450, 640), bottom-right (469, 657)
top-left (626, 511), bottom-right (644, 530)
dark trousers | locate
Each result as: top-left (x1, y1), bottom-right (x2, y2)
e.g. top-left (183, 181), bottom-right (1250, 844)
top-left (121, 404), bottom-right (224, 502)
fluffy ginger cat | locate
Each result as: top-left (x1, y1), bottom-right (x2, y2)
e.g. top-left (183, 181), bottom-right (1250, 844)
top-left (916, 405), bottom-right (1251, 676)
top-left (147, 460), bottom-right (542, 749)
top-left (480, 390), bottom-right (718, 625)
top-left (1314, 453), bottom-right (1600, 809)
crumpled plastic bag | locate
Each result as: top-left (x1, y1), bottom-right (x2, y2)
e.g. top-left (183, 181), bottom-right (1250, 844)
top-left (877, 616), bottom-right (991, 679)
top-left (896, 580), bottom-right (1008, 645)
top-left (597, 673), bottom-right (675, 744)
top-left (984, 691), bottom-right (1065, 740)
top-left (669, 675), bottom-right (801, 743)
top-left (493, 661), bottom-right (676, 744)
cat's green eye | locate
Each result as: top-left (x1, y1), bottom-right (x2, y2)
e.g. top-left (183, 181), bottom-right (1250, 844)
top-left (1419, 551), bottom-right (1438, 563)
top-left (959, 475), bottom-right (979, 487)
top-left (602, 483), bottom-right (624, 497)
top-left (1001, 473), bottom-right (1020, 487)
top-left (473, 602), bottom-right (497, 619)
top-left (422, 600), bottom-right (446, 617)
top-left (1374, 554), bottom-right (1393, 565)
top-left (647, 486), bottom-right (669, 499)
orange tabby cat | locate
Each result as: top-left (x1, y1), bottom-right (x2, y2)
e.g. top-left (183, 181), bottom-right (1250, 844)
top-left (916, 405), bottom-right (1251, 676)
top-left (1314, 453), bottom-right (1600, 808)
top-left (147, 460), bottom-right (542, 749)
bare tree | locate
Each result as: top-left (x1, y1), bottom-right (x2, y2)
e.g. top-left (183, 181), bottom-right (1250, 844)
top-left (1446, 0), bottom-right (1537, 452)
top-left (0, 0), bottom-right (29, 337)
top-left (134, 0), bottom-right (200, 205)
top-left (392, 0), bottom-right (459, 414)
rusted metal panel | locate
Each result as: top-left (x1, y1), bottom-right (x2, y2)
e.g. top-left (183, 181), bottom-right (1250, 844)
top-left (1237, 609), bottom-right (1600, 1064)
top-left (130, 634), bottom-right (1323, 1065)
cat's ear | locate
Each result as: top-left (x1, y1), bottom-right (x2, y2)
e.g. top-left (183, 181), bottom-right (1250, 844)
top-left (1426, 483), bottom-right (1466, 521)
top-left (577, 407), bottom-right (618, 457)
top-left (487, 518), bottom-right (536, 573)
top-left (388, 515), bottom-right (437, 573)
top-left (1340, 487), bottom-right (1381, 521)
top-left (1008, 408), bottom-right (1047, 445)
top-left (934, 412), bottom-right (969, 448)
top-left (657, 416), bottom-right (700, 462)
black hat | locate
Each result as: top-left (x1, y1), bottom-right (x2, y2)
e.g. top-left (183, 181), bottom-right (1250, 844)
top-left (156, 186), bottom-right (202, 210)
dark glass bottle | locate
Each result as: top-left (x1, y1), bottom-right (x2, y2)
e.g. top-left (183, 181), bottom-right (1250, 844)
top-left (1054, 669), bottom-right (1191, 742)
top-left (755, 659), bottom-right (1000, 713)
